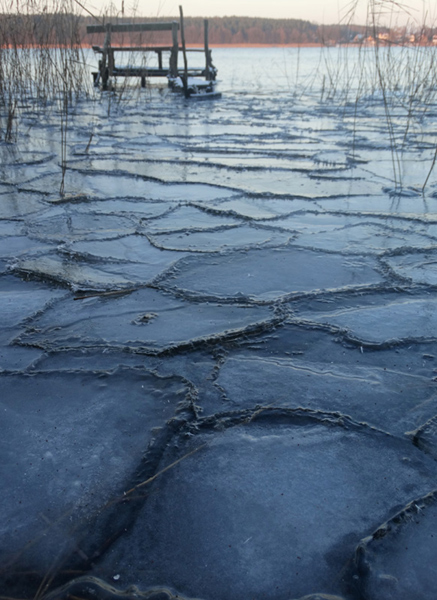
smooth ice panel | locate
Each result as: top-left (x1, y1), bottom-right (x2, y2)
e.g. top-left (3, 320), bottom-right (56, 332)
top-left (259, 212), bottom-right (358, 233)
top-left (156, 248), bottom-right (384, 301)
top-left (0, 192), bottom-right (48, 218)
top-left (316, 195), bottom-right (437, 217)
top-left (74, 198), bottom-right (175, 217)
top-left (92, 410), bottom-right (437, 600)
top-left (67, 235), bottom-right (185, 266)
top-left (0, 368), bottom-right (188, 586)
top-left (298, 298), bottom-right (437, 345)
top-left (291, 224), bottom-right (434, 254)
top-left (18, 287), bottom-right (278, 353)
top-left (216, 356), bottom-right (437, 434)
top-left (0, 276), bottom-right (66, 327)
top-left (148, 226), bottom-right (293, 253)
top-left (14, 255), bottom-right (136, 290)
top-left (30, 171), bottom-right (237, 202)
top-left (0, 236), bottom-right (52, 258)
top-left (141, 205), bottom-right (240, 234)
top-left (26, 214), bottom-right (136, 242)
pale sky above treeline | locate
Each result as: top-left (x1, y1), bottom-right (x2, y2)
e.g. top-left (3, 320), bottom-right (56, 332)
top-left (87, 0), bottom-right (437, 27)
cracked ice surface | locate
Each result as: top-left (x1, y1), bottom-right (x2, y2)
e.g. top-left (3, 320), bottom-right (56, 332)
top-left (296, 295), bottom-right (437, 346)
top-left (355, 492), bottom-right (437, 599)
top-left (91, 410), bottom-right (437, 600)
top-left (215, 355), bottom-right (437, 434)
top-left (17, 287), bottom-right (279, 353)
top-left (0, 368), bottom-right (190, 595)
top-left (4, 46), bottom-right (437, 600)
top-left (154, 248), bottom-right (385, 302)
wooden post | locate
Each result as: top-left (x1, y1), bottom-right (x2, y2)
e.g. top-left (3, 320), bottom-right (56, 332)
top-left (157, 50), bottom-right (163, 70)
top-left (204, 19), bottom-right (211, 81)
top-left (170, 21), bottom-right (179, 78)
top-left (102, 23), bottom-right (112, 90)
top-left (108, 48), bottom-right (114, 78)
top-left (179, 5), bottom-right (189, 97)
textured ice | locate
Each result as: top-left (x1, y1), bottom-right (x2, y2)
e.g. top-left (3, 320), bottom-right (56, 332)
top-left (66, 235), bottom-right (185, 268)
top-left (355, 492), bottom-right (437, 600)
top-left (148, 225), bottom-right (293, 252)
top-left (43, 578), bottom-right (347, 600)
top-left (73, 198), bottom-right (175, 217)
top-left (17, 287), bottom-right (279, 353)
top-left (0, 368), bottom-right (189, 594)
top-left (5, 47), bottom-right (437, 599)
top-left (384, 250), bottom-right (437, 285)
top-left (297, 297), bottom-right (437, 346)
top-left (155, 248), bottom-right (385, 301)
top-left (0, 275), bottom-right (66, 327)
top-left (67, 158), bottom-right (384, 197)
top-left (409, 415), bottom-right (437, 460)
top-left (140, 204), bottom-right (241, 234)
top-left (14, 255), bottom-right (138, 290)
top-left (0, 191), bottom-right (48, 217)
top-left (91, 409), bottom-right (437, 600)
top-left (0, 342), bottom-right (43, 370)
top-left (190, 197), bottom-right (317, 220)
top-left (291, 223), bottom-right (435, 254)
top-left (317, 194), bottom-right (437, 217)
top-left (0, 235), bottom-right (54, 259)
top-left (26, 213), bottom-right (137, 242)
top-left (0, 220), bottom-right (24, 237)
top-left (0, 149), bottom-right (54, 166)
top-left (30, 171), bottom-right (238, 202)
top-left (215, 355), bottom-right (437, 434)
top-left (259, 212), bottom-right (371, 233)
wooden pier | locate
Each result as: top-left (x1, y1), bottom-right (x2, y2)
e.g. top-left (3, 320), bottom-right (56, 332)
top-left (87, 12), bottom-right (217, 92)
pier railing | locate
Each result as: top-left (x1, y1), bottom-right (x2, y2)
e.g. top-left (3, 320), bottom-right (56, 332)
top-left (87, 18), bottom-right (215, 90)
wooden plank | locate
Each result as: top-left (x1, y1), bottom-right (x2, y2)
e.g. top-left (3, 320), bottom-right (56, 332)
top-left (87, 22), bottom-right (179, 34)
top-left (112, 67), bottom-right (205, 77)
top-left (102, 45), bottom-right (174, 52)
top-left (92, 45), bottom-right (204, 53)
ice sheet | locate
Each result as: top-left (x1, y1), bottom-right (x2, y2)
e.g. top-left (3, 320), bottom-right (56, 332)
top-left (4, 46), bottom-right (437, 600)
top-left (90, 410), bottom-right (437, 600)
top-left (17, 287), bottom-right (280, 354)
top-left (355, 492), bottom-right (437, 599)
top-left (0, 368), bottom-right (190, 595)
top-left (154, 248), bottom-right (385, 302)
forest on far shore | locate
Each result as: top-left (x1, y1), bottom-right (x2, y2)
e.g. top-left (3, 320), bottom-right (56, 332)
top-left (0, 13), bottom-right (435, 46)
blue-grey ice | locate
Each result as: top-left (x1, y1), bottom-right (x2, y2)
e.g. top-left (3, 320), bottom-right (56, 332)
top-left (90, 410), bottom-right (437, 600)
top-left (354, 492), bottom-right (437, 600)
top-left (17, 287), bottom-right (280, 353)
top-left (0, 368), bottom-right (190, 593)
top-left (154, 248), bottom-right (385, 302)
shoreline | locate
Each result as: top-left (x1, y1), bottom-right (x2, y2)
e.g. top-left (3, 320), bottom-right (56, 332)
top-left (77, 42), bottom-right (437, 49)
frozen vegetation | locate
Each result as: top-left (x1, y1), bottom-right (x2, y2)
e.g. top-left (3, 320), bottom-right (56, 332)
top-left (3, 46), bottom-right (437, 599)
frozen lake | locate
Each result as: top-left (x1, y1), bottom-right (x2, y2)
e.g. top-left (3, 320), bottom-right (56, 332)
top-left (2, 46), bottom-right (437, 599)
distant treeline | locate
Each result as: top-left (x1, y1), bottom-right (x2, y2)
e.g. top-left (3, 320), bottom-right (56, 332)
top-left (0, 13), bottom-right (434, 47)
top-left (83, 16), bottom-right (367, 46)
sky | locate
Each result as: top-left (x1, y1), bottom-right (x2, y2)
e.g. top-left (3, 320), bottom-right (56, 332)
top-left (89, 0), bottom-right (437, 27)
